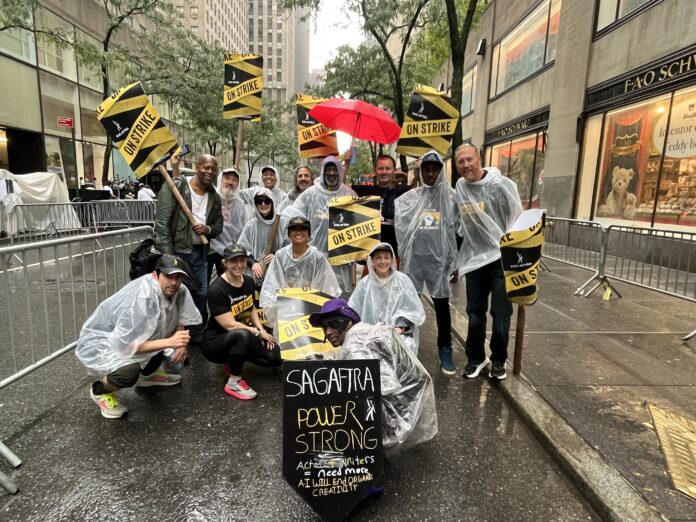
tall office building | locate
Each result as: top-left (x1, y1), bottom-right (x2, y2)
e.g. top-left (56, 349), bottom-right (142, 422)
top-left (293, 8), bottom-right (310, 93)
top-left (172, 0), bottom-right (248, 53)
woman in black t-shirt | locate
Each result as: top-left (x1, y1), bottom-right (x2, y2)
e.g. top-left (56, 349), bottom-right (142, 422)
top-left (203, 244), bottom-right (281, 400)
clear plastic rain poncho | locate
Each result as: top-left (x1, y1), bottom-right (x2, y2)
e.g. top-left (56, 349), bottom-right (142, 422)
top-left (348, 243), bottom-right (425, 354)
top-left (238, 187), bottom-right (286, 284)
top-left (239, 166), bottom-right (288, 213)
top-left (456, 167), bottom-right (523, 274)
top-left (210, 172), bottom-right (248, 256)
top-left (259, 244), bottom-right (342, 327)
top-left (394, 151), bottom-right (459, 299)
top-left (282, 156), bottom-right (357, 294)
top-left (339, 322), bottom-right (438, 452)
top-left (75, 275), bottom-right (201, 376)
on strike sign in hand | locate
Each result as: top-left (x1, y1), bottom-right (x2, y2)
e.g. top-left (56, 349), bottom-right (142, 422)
top-left (283, 359), bottom-right (384, 521)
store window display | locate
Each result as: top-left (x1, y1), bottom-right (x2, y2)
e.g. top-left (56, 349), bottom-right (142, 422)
top-left (593, 86), bottom-right (696, 227)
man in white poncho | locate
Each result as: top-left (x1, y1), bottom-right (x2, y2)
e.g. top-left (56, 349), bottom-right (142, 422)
top-left (455, 143), bottom-right (523, 381)
top-left (208, 167), bottom-right (248, 280)
top-left (394, 151), bottom-right (459, 375)
top-left (238, 187), bottom-right (285, 287)
top-left (308, 298), bottom-right (437, 452)
top-left (239, 165), bottom-right (288, 213)
top-left (260, 216), bottom-right (341, 329)
top-left (75, 254), bottom-right (201, 418)
top-left (348, 242), bottom-right (425, 354)
top-left (282, 156), bottom-right (357, 296)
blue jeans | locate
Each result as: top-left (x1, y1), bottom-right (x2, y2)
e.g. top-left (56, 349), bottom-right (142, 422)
top-left (464, 260), bottom-right (512, 364)
top-left (179, 245), bottom-right (207, 334)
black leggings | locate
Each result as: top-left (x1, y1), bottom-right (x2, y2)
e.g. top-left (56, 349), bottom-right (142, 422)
top-left (203, 329), bottom-right (282, 376)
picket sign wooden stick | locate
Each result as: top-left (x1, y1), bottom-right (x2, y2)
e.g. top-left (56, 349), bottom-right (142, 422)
top-left (157, 164), bottom-right (208, 245)
top-left (235, 120), bottom-right (244, 170)
top-left (512, 304), bottom-right (525, 375)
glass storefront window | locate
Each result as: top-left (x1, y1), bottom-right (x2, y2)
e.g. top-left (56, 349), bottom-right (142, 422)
top-left (461, 66), bottom-right (477, 116)
top-left (590, 92), bottom-right (696, 227)
top-left (36, 8), bottom-right (77, 81)
top-left (485, 131), bottom-right (545, 209)
top-left (45, 135), bottom-right (78, 188)
top-left (596, 0), bottom-right (655, 32)
top-left (490, 0), bottom-right (561, 98)
top-left (40, 71), bottom-right (81, 139)
top-left (0, 25), bottom-right (36, 64)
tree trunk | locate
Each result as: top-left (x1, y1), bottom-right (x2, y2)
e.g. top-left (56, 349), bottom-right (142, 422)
top-left (100, 60), bottom-right (111, 185)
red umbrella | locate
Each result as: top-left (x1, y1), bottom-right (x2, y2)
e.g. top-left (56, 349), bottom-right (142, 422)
top-left (309, 98), bottom-right (401, 145)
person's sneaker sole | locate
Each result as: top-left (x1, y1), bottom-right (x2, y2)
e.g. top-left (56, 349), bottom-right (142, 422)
top-left (224, 385), bottom-right (257, 400)
top-left (490, 369), bottom-right (507, 380)
top-left (464, 358), bottom-right (491, 379)
top-left (441, 365), bottom-right (457, 376)
top-left (136, 375), bottom-right (182, 388)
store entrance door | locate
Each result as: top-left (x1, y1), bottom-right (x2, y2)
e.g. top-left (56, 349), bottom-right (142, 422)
top-left (1, 127), bottom-right (45, 173)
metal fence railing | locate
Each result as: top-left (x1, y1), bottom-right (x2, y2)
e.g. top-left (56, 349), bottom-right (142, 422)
top-left (119, 200), bottom-right (156, 225)
top-left (0, 200), bottom-right (145, 245)
top-left (0, 225), bottom-right (154, 493)
top-left (542, 218), bottom-right (696, 341)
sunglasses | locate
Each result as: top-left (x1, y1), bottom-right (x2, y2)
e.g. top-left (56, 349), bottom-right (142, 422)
top-left (319, 317), bottom-right (350, 330)
top-left (254, 198), bottom-right (272, 205)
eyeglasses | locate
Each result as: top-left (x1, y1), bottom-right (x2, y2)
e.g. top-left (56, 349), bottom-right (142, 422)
top-left (319, 317), bottom-right (350, 330)
top-left (254, 198), bottom-right (272, 205)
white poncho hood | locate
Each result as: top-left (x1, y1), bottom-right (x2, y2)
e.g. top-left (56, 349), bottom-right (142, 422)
top-left (238, 187), bottom-right (285, 263)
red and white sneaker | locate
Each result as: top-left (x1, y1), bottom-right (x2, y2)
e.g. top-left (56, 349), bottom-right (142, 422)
top-left (90, 388), bottom-right (127, 418)
top-left (224, 377), bottom-right (257, 400)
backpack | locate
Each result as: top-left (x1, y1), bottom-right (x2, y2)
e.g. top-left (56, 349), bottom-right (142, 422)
top-left (129, 238), bottom-right (163, 280)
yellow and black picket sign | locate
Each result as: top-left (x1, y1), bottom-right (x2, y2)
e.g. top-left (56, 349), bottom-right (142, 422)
top-left (277, 288), bottom-right (335, 360)
top-left (500, 209), bottom-right (546, 305)
top-left (224, 53), bottom-right (263, 121)
top-left (328, 196), bottom-right (381, 266)
top-left (96, 82), bottom-right (180, 179)
top-left (396, 84), bottom-right (459, 157)
top-left (296, 94), bottom-right (338, 158)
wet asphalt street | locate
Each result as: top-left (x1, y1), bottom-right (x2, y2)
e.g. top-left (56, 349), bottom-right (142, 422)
top-left (0, 300), bottom-right (596, 521)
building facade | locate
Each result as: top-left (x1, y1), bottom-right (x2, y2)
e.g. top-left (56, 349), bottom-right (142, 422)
top-left (173, 0), bottom-right (248, 53)
top-left (437, 0), bottom-right (696, 231)
top-left (0, 0), bottom-right (204, 189)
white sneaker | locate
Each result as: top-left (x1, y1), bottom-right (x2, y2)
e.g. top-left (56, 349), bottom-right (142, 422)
top-left (463, 357), bottom-right (491, 379)
top-left (90, 388), bottom-right (128, 418)
top-left (224, 377), bottom-right (257, 400)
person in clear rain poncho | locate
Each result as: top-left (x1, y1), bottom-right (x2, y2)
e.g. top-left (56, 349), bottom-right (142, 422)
top-left (455, 143), bottom-right (522, 381)
top-left (277, 165), bottom-right (315, 213)
top-left (208, 167), bottom-right (248, 280)
top-left (309, 299), bottom-right (437, 452)
top-left (239, 166), bottom-right (287, 213)
top-left (282, 156), bottom-right (357, 296)
top-left (260, 216), bottom-right (341, 330)
top-left (348, 242), bottom-right (425, 354)
top-left (394, 150), bottom-right (459, 374)
top-left (238, 187), bottom-right (285, 287)
top-left (75, 254), bottom-right (201, 418)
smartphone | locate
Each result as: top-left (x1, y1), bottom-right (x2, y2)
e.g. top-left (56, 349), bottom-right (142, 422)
top-left (177, 144), bottom-right (191, 158)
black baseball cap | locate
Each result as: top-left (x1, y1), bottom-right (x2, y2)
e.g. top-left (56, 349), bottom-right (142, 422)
top-left (155, 254), bottom-right (189, 276)
top-left (421, 151), bottom-right (443, 166)
top-left (222, 244), bottom-right (247, 259)
top-left (287, 216), bottom-right (311, 232)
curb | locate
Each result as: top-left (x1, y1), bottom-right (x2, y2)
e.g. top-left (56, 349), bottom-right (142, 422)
top-left (423, 296), bottom-right (667, 522)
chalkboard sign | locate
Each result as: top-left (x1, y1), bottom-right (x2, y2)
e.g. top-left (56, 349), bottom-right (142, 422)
top-left (283, 359), bottom-right (384, 521)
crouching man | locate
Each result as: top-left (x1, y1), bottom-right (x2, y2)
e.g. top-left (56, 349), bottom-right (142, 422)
top-left (75, 254), bottom-right (201, 418)
top-left (308, 299), bottom-right (438, 451)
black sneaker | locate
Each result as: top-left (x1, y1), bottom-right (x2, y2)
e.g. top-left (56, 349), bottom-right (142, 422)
top-left (490, 361), bottom-right (507, 380)
top-left (463, 357), bottom-right (490, 379)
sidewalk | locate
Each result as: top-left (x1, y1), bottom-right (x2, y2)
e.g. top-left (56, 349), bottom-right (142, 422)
top-left (447, 258), bottom-right (696, 521)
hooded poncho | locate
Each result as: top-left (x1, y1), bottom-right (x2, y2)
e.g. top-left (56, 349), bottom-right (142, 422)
top-left (394, 151), bottom-right (459, 299)
top-left (75, 275), bottom-right (201, 376)
top-left (348, 243), bottom-right (425, 353)
top-left (237, 187), bottom-right (286, 284)
top-left (210, 173), bottom-right (248, 256)
top-left (456, 167), bottom-right (523, 274)
top-left (239, 166), bottom-right (288, 213)
top-left (259, 244), bottom-right (342, 328)
top-left (282, 156), bottom-right (357, 294)
top-left (339, 322), bottom-right (438, 452)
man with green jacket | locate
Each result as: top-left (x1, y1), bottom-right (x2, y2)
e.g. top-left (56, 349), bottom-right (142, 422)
top-left (155, 154), bottom-right (223, 340)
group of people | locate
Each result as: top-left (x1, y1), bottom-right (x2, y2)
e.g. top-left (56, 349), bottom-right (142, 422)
top-left (74, 144), bottom-right (523, 452)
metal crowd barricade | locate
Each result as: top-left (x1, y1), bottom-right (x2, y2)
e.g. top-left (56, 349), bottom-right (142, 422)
top-left (6, 202), bottom-right (96, 244)
top-left (0, 226), bottom-right (154, 493)
top-left (603, 225), bottom-right (696, 340)
top-left (119, 200), bottom-right (156, 225)
top-left (88, 200), bottom-right (130, 230)
top-left (542, 217), bottom-right (609, 296)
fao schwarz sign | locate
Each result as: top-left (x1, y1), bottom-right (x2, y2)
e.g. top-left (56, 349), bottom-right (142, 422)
top-left (586, 46), bottom-right (696, 112)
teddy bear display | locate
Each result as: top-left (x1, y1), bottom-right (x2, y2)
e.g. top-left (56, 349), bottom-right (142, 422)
top-left (597, 166), bottom-right (637, 219)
